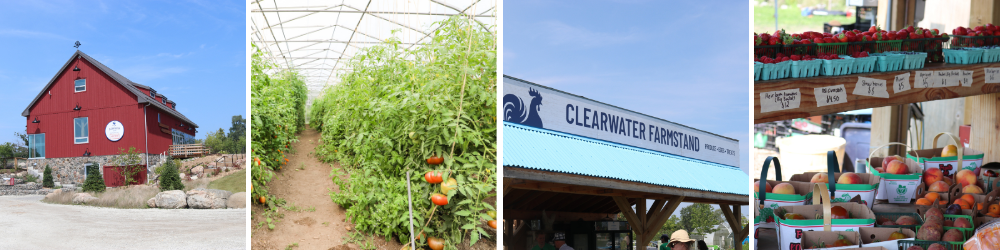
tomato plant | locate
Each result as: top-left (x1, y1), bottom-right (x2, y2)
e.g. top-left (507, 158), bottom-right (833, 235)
top-left (311, 16), bottom-right (496, 249)
top-left (250, 43), bottom-right (307, 213)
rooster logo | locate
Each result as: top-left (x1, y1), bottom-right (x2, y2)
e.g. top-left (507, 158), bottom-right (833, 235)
top-left (503, 88), bottom-right (543, 128)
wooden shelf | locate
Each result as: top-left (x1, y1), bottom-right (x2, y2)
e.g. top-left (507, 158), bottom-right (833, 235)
top-left (754, 62), bottom-right (1000, 124)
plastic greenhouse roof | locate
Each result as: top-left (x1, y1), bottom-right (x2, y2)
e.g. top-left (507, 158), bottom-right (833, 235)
top-left (503, 121), bottom-right (750, 196)
top-left (250, 0), bottom-right (496, 102)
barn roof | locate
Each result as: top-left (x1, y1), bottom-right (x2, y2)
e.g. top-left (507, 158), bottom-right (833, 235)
top-left (21, 50), bottom-right (197, 128)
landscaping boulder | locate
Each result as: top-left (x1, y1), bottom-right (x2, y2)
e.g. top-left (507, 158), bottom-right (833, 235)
top-left (226, 192), bottom-right (246, 208)
top-left (72, 193), bottom-right (97, 204)
top-left (146, 197), bottom-right (156, 208)
top-left (191, 166), bottom-right (204, 176)
top-left (154, 190), bottom-right (187, 209)
top-left (44, 189), bottom-right (62, 200)
top-left (186, 188), bottom-right (230, 209)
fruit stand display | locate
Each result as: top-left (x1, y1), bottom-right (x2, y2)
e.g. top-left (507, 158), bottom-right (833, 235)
top-left (754, 19), bottom-right (1000, 249)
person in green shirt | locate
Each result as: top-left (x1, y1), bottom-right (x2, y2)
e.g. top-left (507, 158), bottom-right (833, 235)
top-left (659, 234), bottom-right (671, 250)
top-left (531, 232), bottom-right (556, 250)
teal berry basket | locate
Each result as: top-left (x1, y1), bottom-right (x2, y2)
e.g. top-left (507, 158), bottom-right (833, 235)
top-left (820, 57), bottom-right (855, 76)
top-left (848, 56), bottom-right (878, 74)
top-left (754, 62), bottom-right (763, 81)
top-left (759, 61), bottom-right (791, 81)
top-left (873, 53), bottom-right (906, 72)
top-left (894, 52), bottom-right (927, 70)
top-left (943, 48), bottom-right (984, 64)
top-left (980, 47), bottom-right (1000, 63)
top-left (790, 59), bottom-right (822, 78)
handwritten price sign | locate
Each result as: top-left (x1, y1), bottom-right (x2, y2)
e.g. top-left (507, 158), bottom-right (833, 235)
top-left (934, 70), bottom-right (961, 87)
top-left (915, 71), bottom-right (934, 88)
top-left (986, 68), bottom-right (1000, 83)
top-left (893, 73), bottom-right (911, 94)
top-left (815, 85), bottom-right (847, 107)
top-left (961, 70), bottom-right (974, 87)
top-left (760, 88), bottom-right (801, 113)
top-left (852, 77), bottom-right (889, 98)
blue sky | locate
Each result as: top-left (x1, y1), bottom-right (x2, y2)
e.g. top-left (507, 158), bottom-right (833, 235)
top-left (504, 0), bottom-right (750, 174)
top-left (505, 0), bottom-right (751, 226)
top-left (0, 1), bottom-right (245, 142)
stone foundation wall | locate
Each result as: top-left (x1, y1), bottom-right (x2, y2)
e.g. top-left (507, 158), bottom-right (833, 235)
top-left (24, 154), bottom-right (167, 185)
top-left (0, 183), bottom-right (54, 196)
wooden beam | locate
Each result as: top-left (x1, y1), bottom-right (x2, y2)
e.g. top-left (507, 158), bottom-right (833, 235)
top-left (720, 205), bottom-right (739, 234)
top-left (503, 177), bottom-right (513, 198)
top-left (643, 196), bottom-right (685, 246)
top-left (612, 196), bottom-right (644, 235)
top-left (637, 199), bottom-right (647, 229)
top-left (505, 167), bottom-right (748, 203)
top-left (646, 199), bottom-right (666, 222)
top-left (516, 192), bottom-right (558, 210)
top-left (754, 62), bottom-right (1000, 124)
top-left (503, 209), bottom-right (616, 221)
top-left (530, 193), bottom-right (575, 211)
top-left (968, 93), bottom-right (1000, 163)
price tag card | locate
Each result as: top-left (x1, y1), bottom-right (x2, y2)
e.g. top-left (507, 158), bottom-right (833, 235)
top-left (961, 70), bottom-right (975, 87)
top-left (986, 68), bottom-right (1000, 83)
top-left (853, 77), bottom-right (890, 98)
top-left (815, 85), bottom-right (848, 107)
top-left (935, 70), bottom-right (961, 87)
top-left (915, 71), bottom-right (934, 88)
top-left (893, 73), bottom-right (911, 94)
top-left (760, 89), bottom-right (801, 113)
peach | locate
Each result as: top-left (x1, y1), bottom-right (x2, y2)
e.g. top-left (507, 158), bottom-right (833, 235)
top-left (875, 167), bottom-right (885, 173)
top-left (924, 168), bottom-right (944, 186)
top-left (943, 176), bottom-right (954, 186)
top-left (837, 173), bottom-right (862, 184)
top-left (810, 173), bottom-right (829, 183)
top-left (928, 181), bottom-right (951, 192)
top-left (960, 194), bottom-right (975, 205)
top-left (772, 183), bottom-right (796, 194)
top-left (942, 145), bottom-right (958, 157)
top-left (963, 184), bottom-right (984, 194)
top-left (925, 192), bottom-right (941, 202)
top-left (886, 160), bottom-right (909, 174)
top-left (895, 215), bottom-right (919, 225)
top-left (954, 218), bottom-right (972, 228)
top-left (942, 229), bottom-right (963, 242)
top-left (956, 169), bottom-right (977, 187)
top-left (882, 155), bottom-right (904, 169)
top-left (754, 181), bottom-right (772, 193)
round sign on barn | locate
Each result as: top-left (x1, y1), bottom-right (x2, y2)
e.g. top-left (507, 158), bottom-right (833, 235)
top-left (105, 120), bottom-right (124, 141)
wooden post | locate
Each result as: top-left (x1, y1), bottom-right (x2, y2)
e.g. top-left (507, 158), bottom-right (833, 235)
top-left (871, 105), bottom-right (910, 157)
top-left (967, 93), bottom-right (1000, 163)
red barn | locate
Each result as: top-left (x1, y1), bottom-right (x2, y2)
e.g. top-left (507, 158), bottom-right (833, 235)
top-left (21, 50), bottom-right (198, 184)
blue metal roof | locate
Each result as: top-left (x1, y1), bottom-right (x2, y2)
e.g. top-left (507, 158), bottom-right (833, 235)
top-left (503, 122), bottom-right (749, 196)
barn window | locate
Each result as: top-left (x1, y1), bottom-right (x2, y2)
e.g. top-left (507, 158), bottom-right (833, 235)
top-left (157, 113), bottom-right (160, 123)
top-left (162, 97), bottom-right (167, 105)
top-left (74, 117), bottom-right (89, 144)
top-left (74, 79), bottom-right (86, 92)
top-left (27, 134), bottom-right (45, 159)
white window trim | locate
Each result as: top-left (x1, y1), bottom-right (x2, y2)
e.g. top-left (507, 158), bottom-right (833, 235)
top-left (74, 79), bottom-right (86, 93)
top-left (74, 117), bottom-right (89, 144)
top-left (28, 133), bottom-right (45, 159)
top-left (157, 113), bottom-right (160, 123)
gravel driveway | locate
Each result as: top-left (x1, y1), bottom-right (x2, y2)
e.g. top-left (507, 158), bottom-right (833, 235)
top-left (0, 195), bottom-right (246, 250)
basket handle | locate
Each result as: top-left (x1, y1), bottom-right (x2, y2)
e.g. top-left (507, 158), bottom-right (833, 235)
top-left (812, 183), bottom-right (833, 231)
top-left (932, 132), bottom-right (964, 172)
top-left (826, 151), bottom-right (839, 196)
top-left (759, 156), bottom-right (782, 208)
top-left (867, 142), bottom-right (920, 172)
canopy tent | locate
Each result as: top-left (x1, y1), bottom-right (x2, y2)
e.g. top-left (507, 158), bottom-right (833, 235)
top-left (503, 122), bottom-right (750, 250)
top-left (250, 0), bottom-right (496, 103)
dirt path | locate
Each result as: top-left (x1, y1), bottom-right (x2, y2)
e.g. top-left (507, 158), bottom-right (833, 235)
top-left (252, 127), bottom-right (402, 250)
top-left (0, 195), bottom-right (245, 250)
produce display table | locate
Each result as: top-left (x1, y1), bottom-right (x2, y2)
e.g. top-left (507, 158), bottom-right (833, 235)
top-left (754, 62), bottom-right (1000, 124)
top-left (756, 201), bottom-right (922, 249)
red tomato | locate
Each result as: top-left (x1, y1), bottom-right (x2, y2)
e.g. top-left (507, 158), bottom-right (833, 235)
top-left (488, 220), bottom-right (497, 229)
top-left (431, 193), bottom-right (448, 206)
top-left (424, 171), bottom-right (443, 184)
top-left (428, 237), bottom-right (444, 250)
top-left (426, 155), bottom-right (443, 165)
top-left (831, 206), bottom-right (849, 219)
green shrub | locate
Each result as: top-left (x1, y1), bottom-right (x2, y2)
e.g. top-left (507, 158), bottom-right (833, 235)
top-left (23, 172), bottom-right (38, 183)
top-left (42, 165), bottom-right (54, 188)
top-left (81, 163), bottom-right (106, 193)
top-left (158, 159), bottom-right (185, 191)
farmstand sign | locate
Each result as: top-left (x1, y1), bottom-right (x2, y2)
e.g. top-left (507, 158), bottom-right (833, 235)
top-left (503, 76), bottom-right (740, 167)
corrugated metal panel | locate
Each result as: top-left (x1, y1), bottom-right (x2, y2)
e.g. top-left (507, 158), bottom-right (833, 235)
top-left (503, 121), bottom-right (749, 196)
